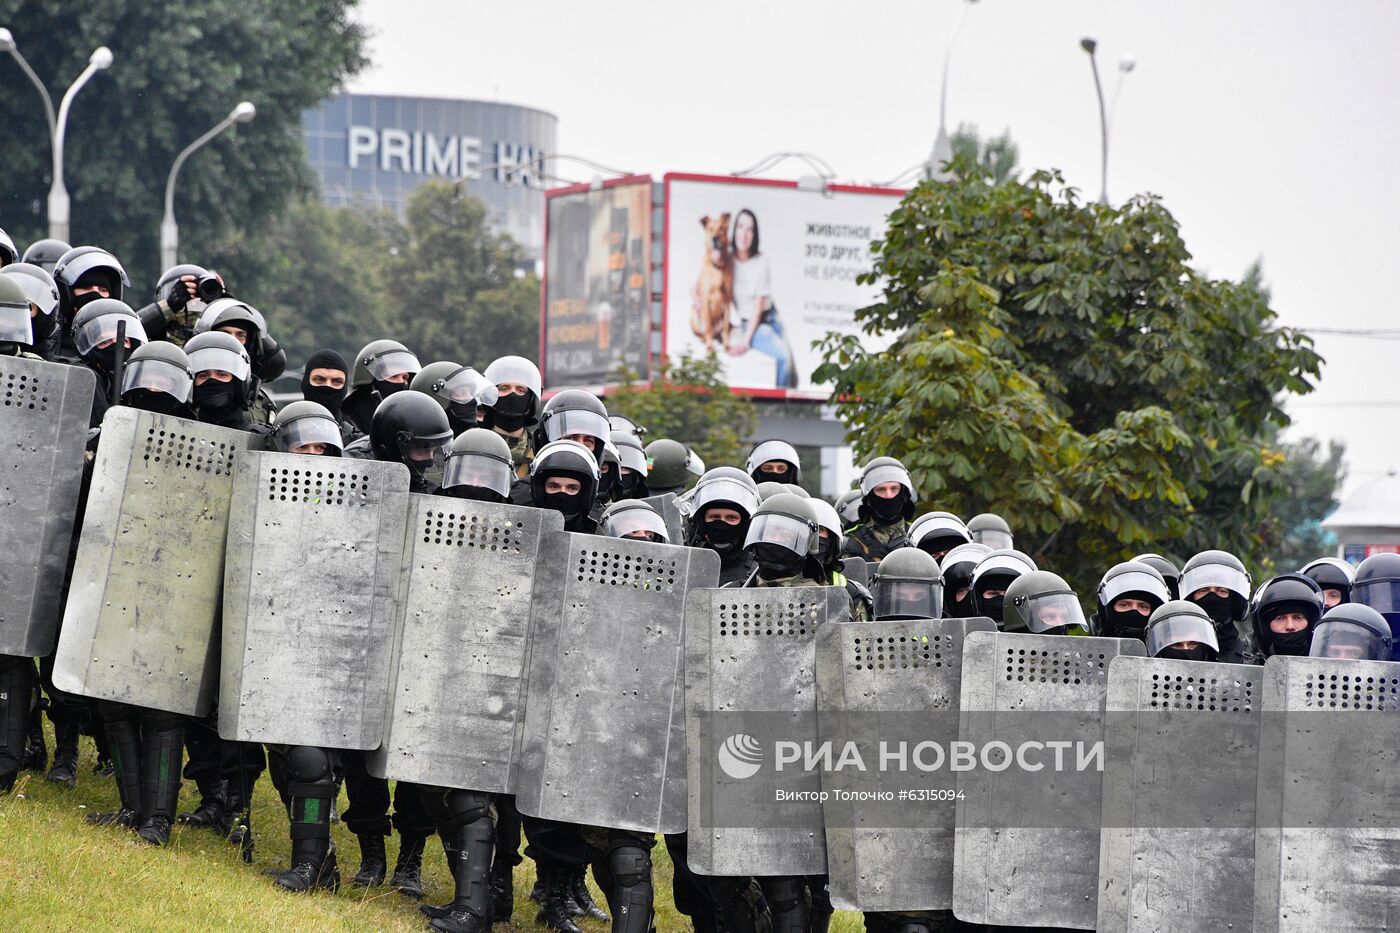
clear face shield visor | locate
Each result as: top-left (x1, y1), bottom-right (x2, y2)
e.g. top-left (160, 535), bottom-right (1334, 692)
top-left (744, 511), bottom-right (817, 556)
top-left (873, 578), bottom-right (944, 620)
top-left (275, 415), bottom-right (344, 455)
top-left (75, 313), bottom-right (148, 357)
top-left (1353, 578), bottom-right (1400, 614)
top-left (121, 358), bottom-right (194, 403)
top-left (442, 451), bottom-right (513, 497)
top-left (1146, 614), bottom-right (1221, 657)
top-left (367, 349), bottom-right (421, 382)
top-left (971, 529), bottom-right (1013, 550)
top-left (187, 345), bottom-right (251, 383)
top-left (860, 464), bottom-right (913, 497)
top-left (1019, 592), bottom-right (1088, 634)
top-left (1179, 563), bottom-right (1251, 602)
top-left (440, 367), bottom-right (500, 419)
top-left (680, 477), bottom-right (759, 520)
top-left (603, 507), bottom-right (670, 543)
top-left (544, 407), bottom-right (610, 447)
top-left (0, 302), bottom-right (33, 345)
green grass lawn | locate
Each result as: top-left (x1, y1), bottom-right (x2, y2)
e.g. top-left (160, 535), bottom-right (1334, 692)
top-left (0, 730), bottom-right (864, 931)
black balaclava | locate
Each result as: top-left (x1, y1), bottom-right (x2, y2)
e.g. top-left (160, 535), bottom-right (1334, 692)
top-left (815, 533), bottom-right (840, 573)
top-left (1103, 604), bottom-right (1153, 640)
top-left (301, 349), bottom-right (349, 419)
top-left (194, 378), bottom-right (245, 419)
top-left (72, 268), bottom-right (120, 315)
top-left (445, 485), bottom-right (508, 504)
top-left (616, 468), bottom-right (647, 501)
top-left (1158, 644), bottom-right (1213, 662)
top-left (124, 388), bottom-right (189, 418)
top-left (539, 471), bottom-right (588, 523)
top-left (752, 543), bottom-right (805, 581)
top-left (1190, 591), bottom-right (1242, 650)
top-left (1267, 622), bottom-right (1315, 657)
top-left (867, 489), bottom-right (909, 525)
top-left (488, 391), bottom-right (536, 433)
top-left (946, 588), bottom-right (978, 619)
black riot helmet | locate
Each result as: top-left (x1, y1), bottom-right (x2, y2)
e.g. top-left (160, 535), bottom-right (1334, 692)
top-left (272, 400), bottom-right (344, 457)
top-left (71, 299), bottom-right (147, 372)
top-left (482, 355), bottom-right (543, 432)
top-left (54, 246), bottom-right (129, 319)
top-left (352, 339), bottom-right (421, 401)
top-left (442, 428), bottom-right (514, 502)
top-left (939, 542), bottom-right (992, 618)
top-left (966, 513), bottom-right (1013, 550)
top-left (1005, 570), bottom-right (1087, 635)
top-left (872, 547), bottom-right (944, 620)
top-left (601, 499), bottom-right (670, 544)
top-left (744, 492), bottom-right (821, 581)
top-left (530, 439), bottom-right (601, 524)
top-left (1132, 553), bottom-right (1182, 599)
top-left (119, 341), bottom-right (195, 417)
top-left (1299, 556), bottom-right (1355, 609)
top-left (1252, 573), bottom-right (1325, 658)
top-left (681, 466), bottom-right (761, 557)
top-left (2, 262), bottom-right (61, 346)
top-left (971, 549), bottom-right (1037, 626)
top-left (535, 389), bottom-right (609, 461)
top-left (0, 227), bottom-right (15, 266)
top-left (746, 440), bottom-right (801, 484)
top-left (1310, 603), bottom-right (1394, 662)
top-left (1352, 552), bottom-right (1400, 614)
top-left (1179, 550), bottom-right (1252, 636)
top-left (1093, 561), bottom-right (1171, 640)
top-left (369, 390), bottom-right (454, 479)
top-left (186, 330), bottom-right (253, 413)
top-left (908, 511), bottom-right (972, 561)
top-left (21, 238), bottom-right (71, 274)
top-left (155, 263), bottom-right (210, 302)
top-left (193, 298), bottom-right (266, 372)
top-left (646, 438), bottom-right (702, 493)
top-left (1146, 600), bottom-right (1220, 662)
top-left (412, 362), bottom-right (499, 436)
top-left (610, 430), bottom-right (650, 500)
top-left (0, 276), bottom-right (36, 351)
top-left (859, 456), bottom-right (917, 525)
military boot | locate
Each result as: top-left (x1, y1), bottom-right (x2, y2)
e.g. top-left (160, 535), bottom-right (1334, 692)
top-left (275, 787), bottom-right (340, 893)
top-left (607, 844), bottom-right (654, 933)
top-left (761, 878), bottom-right (810, 933)
top-left (22, 698), bottom-right (47, 772)
top-left (45, 720), bottom-right (80, 788)
top-left (177, 774), bottom-right (227, 829)
top-left (91, 720), bottom-right (115, 777)
top-left (420, 831), bottom-right (463, 921)
top-left (136, 720), bottom-right (184, 846)
top-left (426, 817), bottom-right (495, 933)
top-left (572, 864), bottom-right (609, 921)
top-left (350, 831), bottom-right (388, 887)
top-left (534, 862), bottom-right (584, 933)
top-left (391, 832), bottom-right (429, 899)
top-left (490, 856), bottom-right (516, 922)
top-left (86, 717), bottom-right (142, 829)
top-left (708, 877), bottom-right (769, 933)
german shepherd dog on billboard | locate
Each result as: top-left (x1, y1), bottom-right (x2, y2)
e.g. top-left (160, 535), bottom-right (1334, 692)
top-left (690, 213), bottom-right (733, 353)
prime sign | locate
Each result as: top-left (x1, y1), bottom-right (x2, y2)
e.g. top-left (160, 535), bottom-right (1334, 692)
top-left (346, 126), bottom-right (545, 187)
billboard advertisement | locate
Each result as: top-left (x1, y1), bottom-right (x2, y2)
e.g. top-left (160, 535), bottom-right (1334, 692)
top-left (542, 176), bottom-right (653, 388)
top-left (662, 173), bottom-right (902, 398)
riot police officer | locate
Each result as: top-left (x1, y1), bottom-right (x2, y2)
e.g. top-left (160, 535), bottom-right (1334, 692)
top-left (1309, 604), bottom-right (1394, 661)
top-left (185, 331), bottom-right (268, 435)
top-left (644, 438), bottom-right (701, 497)
top-left (682, 467), bottom-right (762, 586)
top-left (269, 400), bottom-right (344, 457)
top-left (134, 263), bottom-right (214, 345)
top-left (745, 440), bottom-right (801, 485)
top-left (51, 246), bottom-right (130, 362)
top-left (440, 429), bottom-right (515, 503)
top-left (1145, 601), bottom-right (1220, 661)
top-left (609, 430), bottom-right (650, 501)
top-left (1179, 550), bottom-right (1261, 664)
top-left (20, 238), bottom-right (71, 275)
top-left (938, 542), bottom-right (991, 619)
top-left (411, 362), bottom-right (498, 437)
top-left (298, 349), bottom-right (356, 442)
top-left (342, 339), bottom-right (422, 437)
top-left (346, 391), bottom-right (455, 495)
top-left (871, 548), bottom-right (944, 620)
top-left (1251, 574), bottom-right (1325, 659)
top-left (970, 549), bottom-right (1037, 628)
top-left (1299, 556), bottom-right (1355, 610)
top-left (966, 513), bottom-right (1013, 550)
top-left (118, 341), bottom-right (196, 418)
top-left (482, 355), bottom-right (543, 477)
top-left (835, 488), bottom-right (862, 533)
top-left (1092, 561), bottom-right (1172, 642)
top-left (906, 511), bottom-right (972, 563)
top-left (844, 457), bottom-right (917, 562)
top-left (1003, 571), bottom-right (1089, 636)
top-left (600, 499), bottom-right (670, 543)
top-left (1351, 552), bottom-right (1400, 655)
top-left (0, 262), bottom-right (60, 359)
top-left (1132, 553), bottom-right (1182, 600)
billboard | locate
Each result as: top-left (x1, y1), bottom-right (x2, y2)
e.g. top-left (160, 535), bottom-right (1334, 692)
top-left (542, 177), bottom-right (654, 388)
top-left (662, 173), bottom-right (902, 398)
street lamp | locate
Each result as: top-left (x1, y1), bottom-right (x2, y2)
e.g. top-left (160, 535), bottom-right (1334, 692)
top-left (1080, 37), bottom-right (1109, 205)
top-left (46, 44), bottom-right (114, 241)
top-left (0, 27), bottom-right (57, 138)
top-left (926, 0), bottom-right (980, 181)
top-left (160, 101), bottom-right (256, 271)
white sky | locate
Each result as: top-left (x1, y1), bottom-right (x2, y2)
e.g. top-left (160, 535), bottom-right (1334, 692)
top-left (351, 0), bottom-right (1400, 497)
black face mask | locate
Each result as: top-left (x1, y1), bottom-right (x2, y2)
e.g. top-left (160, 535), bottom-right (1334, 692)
top-left (1158, 644), bottom-right (1211, 662)
top-left (444, 485), bottom-right (507, 503)
top-left (542, 490), bottom-right (584, 520)
top-left (301, 383), bottom-right (346, 419)
top-left (752, 542), bottom-right (805, 580)
top-left (757, 465), bottom-right (790, 483)
top-left (70, 289), bottom-right (106, 317)
top-left (88, 345), bottom-right (119, 374)
top-left (32, 313), bottom-right (56, 343)
top-left (868, 491), bottom-right (907, 525)
top-left (1191, 592), bottom-right (1236, 628)
top-left (194, 380), bottom-right (242, 413)
top-left (1268, 628), bottom-right (1314, 657)
top-left (979, 596), bottom-right (1006, 624)
top-left (1104, 607), bottom-right (1151, 640)
top-left (702, 519), bottom-right (745, 556)
top-left (488, 393), bottom-right (534, 433)
top-left (373, 378), bottom-right (408, 400)
top-left (946, 588), bottom-right (977, 619)
top-left (616, 471), bottom-right (647, 501)
top-left (447, 404), bottom-right (477, 436)
top-left (124, 388), bottom-right (187, 417)
top-left (815, 534), bottom-right (839, 570)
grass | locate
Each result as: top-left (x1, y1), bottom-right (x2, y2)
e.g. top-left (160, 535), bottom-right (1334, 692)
top-left (0, 729), bottom-right (865, 931)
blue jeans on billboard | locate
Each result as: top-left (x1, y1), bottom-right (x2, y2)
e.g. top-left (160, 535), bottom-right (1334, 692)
top-left (750, 316), bottom-right (795, 388)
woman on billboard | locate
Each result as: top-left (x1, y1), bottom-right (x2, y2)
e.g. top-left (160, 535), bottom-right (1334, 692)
top-left (727, 208), bottom-right (797, 389)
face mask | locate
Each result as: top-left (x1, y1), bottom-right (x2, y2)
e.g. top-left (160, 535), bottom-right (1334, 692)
top-left (194, 380), bottom-right (242, 413)
top-left (542, 490), bottom-right (584, 520)
top-left (1269, 628), bottom-right (1314, 657)
top-left (703, 519), bottom-right (744, 555)
top-left (447, 406), bottom-right (477, 436)
top-left (946, 589), bottom-right (977, 619)
top-left (1158, 644), bottom-right (1211, 662)
top-left (374, 378), bottom-right (408, 399)
top-left (489, 393), bottom-right (534, 432)
top-left (445, 484), bottom-right (506, 503)
top-left (71, 289), bottom-right (105, 316)
top-left (124, 388), bottom-right (185, 417)
top-left (979, 595), bottom-right (1006, 624)
top-left (752, 542), bottom-right (805, 580)
top-left (301, 383), bottom-right (345, 419)
top-left (1104, 607), bottom-right (1150, 640)
top-left (89, 345), bottom-right (119, 374)
top-left (616, 471), bottom-right (646, 501)
top-left (32, 313), bottom-right (56, 343)
top-left (1192, 592), bottom-right (1236, 628)
top-left (868, 491), bottom-right (907, 525)
top-left (815, 535), bottom-right (839, 569)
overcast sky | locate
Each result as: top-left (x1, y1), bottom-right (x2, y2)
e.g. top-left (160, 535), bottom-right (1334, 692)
top-left (351, 0), bottom-right (1399, 498)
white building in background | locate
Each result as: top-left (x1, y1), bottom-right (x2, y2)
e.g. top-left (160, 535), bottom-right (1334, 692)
top-left (1322, 468), bottom-right (1400, 562)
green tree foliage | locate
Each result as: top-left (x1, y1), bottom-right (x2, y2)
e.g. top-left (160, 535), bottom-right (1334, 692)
top-left (609, 354), bottom-right (759, 471)
top-left (0, 0), bottom-right (367, 289)
top-left (814, 154), bottom-right (1323, 593)
top-left (1260, 436), bottom-right (1346, 574)
top-left (950, 123), bottom-right (1020, 185)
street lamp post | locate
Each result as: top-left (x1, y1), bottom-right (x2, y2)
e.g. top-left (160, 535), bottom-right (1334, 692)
top-left (0, 28), bottom-right (57, 137)
top-left (46, 45), bottom-right (114, 241)
top-left (1080, 37), bottom-right (1109, 205)
top-left (160, 101), bottom-right (256, 271)
top-left (926, 0), bottom-right (980, 180)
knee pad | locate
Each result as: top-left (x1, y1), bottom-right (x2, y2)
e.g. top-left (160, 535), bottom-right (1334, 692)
top-left (609, 845), bottom-right (652, 889)
top-left (444, 789), bottom-right (493, 828)
top-left (286, 745), bottom-right (334, 785)
top-left (762, 877), bottom-right (805, 913)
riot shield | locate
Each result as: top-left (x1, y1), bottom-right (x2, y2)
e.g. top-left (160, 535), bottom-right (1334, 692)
top-left (687, 585), bottom-right (852, 877)
top-left (515, 531), bottom-right (719, 833)
top-left (52, 408), bottom-right (254, 715)
top-left (1096, 656), bottom-right (1262, 932)
top-left (817, 616), bottom-right (997, 912)
top-left (643, 491), bottom-right (683, 545)
top-left (952, 631), bottom-right (1146, 928)
top-left (367, 497), bottom-right (563, 792)
top-left (839, 557), bottom-right (868, 588)
top-left (218, 450), bottom-right (410, 749)
top-left (1253, 655), bottom-right (1400, 932)
top-left (0, 356), bottom-right (94, 656)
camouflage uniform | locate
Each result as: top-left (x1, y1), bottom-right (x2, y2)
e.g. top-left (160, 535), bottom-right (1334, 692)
top-left (843, 521), bottom-right (910, 563)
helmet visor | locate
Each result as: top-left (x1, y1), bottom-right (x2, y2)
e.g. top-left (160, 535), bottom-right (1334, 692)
top-left (442, 451), bottom-right (513, 497)
top-left (603, 508), bottom-right (670, 543)
top-left (1354, 578), bottom-right (1400, 614)
top-left (874, 579), bottom-right (943, 620)
top-left (485, 356), bottom-right (542, 395)
top-left (75, 312), bottom-right (147, 356)
top-left (368, 349), bottom-right (421, 382)
top-left (275, 415), bottom-right (344, 456)
top-left (971, 528), bottom-right (1013, 550)
top-left (860, 464), bottom-right (913, 497)
top-left (744, 512), bottom-right (816, 555)
top-left (187, 344), bottom-right (250, 382)
top-left (121, 358), bottom-right (193, 403)
top-left (545, 408), bottom-right (610, 445)
top-left (1023, 592), bottom-right (1088, 634)
top-left (1179, 563), bottom-right (1251, 601)
top-left (615, 442), bottom-right (648, 474)
top-left (1100, 569), bottom-right (1171, 608)
top-left (911, 516), bottom-right (970, 550)
top-left (748, 440), bottom-right (799, 474)
top-left (59, 251), bottom-right (129, 289)
top-left (1147, 615), bottom-right (1220, 658)
top-left (0, 302), bottom-right (33, 345)
top-left (685, 477), bottom-right (760, 520)
top-left (1309, 619), bottom-right (1390, 661)
top-left (399, 432), bottom-right (452, 476)
top-left (443, 367), bottom-right (499, 406)
top-left (4, 271), bottom-right (58, 316)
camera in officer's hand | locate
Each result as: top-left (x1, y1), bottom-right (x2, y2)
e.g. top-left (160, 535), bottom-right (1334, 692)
top-left (195, 274), bottom-right (225, 303)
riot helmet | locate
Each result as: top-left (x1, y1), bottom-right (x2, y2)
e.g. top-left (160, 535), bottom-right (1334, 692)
top-left (1351, 552), bottom-right (1400, 652)
top-left (601, 499), bottom-right (670, 544)
top-left (1309, 603), bottom-right (1394, 662)
top-left (966, 513), bottom-right (1013, 550)
top-left (1300, 556), bottom-right (1355, 610)
top-left (809, 498), bottom-right (845, 575)
top-left (872, 547), bottom-right (944, 620)
top-left (755, 481), bottom-right (787, 502)
top-left (1, 262), bottom-right (60, 346)
top-left (908, 511), bottom-right (972, 561)
top-left (71, 299), bottom-right (147, 372)
top-left (155, 263), bottom-right (211, 302)
top-left (1093, 560), bottom-right (1171, 640)
top-left (119, 341), bottom-right (195, 417)
top-left (441, 428), bottom-right (514, 501)
top-left (1131, 553), bottom-right (1182, 599)
top-left (272, 400), bottom-right (344, 457)
top-left (597, 437), bottom-right (621, 505)
top-left (185, 330), bottom-right (252, 414)
top-left (1146, 600), bottom-right (1220, 662)
top-left (0, 227), bottom-right (15, 266)
top-left (744, 492), bottom-right (820, 581)
top-left (610, 430), bottom-right (650, 500)
top-left (646, 438), bottom-right (702, 492)
top-left (939, 542), bottom-right (992, 619)
top-left (971, 549), bottom-right (1037, 625)
top-left (682, 466), bottom-right (761, 557)
top-left (482, 355), bottom-right (542, 432)
top-left (154, 263), bottom-right (217, 322)
top-left (54, 246), bottom-right (129, 318)
top-left (836, 488), bottom-right (863, 531)
top-left (352, 339), bottom-right (421, 400)
top-left (1005, 570), bottom-right (1086, 635)
top-left (0, 276), bottom-right (35, 351)
top-left (530, 439), bottom-right (600, 523)
top-left (746, 440), bottom-right (802, 484)
top-left (260, 335), bottom-right (287, 382)
top-left (21, 238), bottom-right (71, 274)
top-left (536, 389), bottom-right (609, 461)
top-left (783, 484), bottom-right (811, 498)
top-left (193, 298), bottom-right (265, 371)
top-left (412, 361), bottom-right (499, 435)
top-left (369, 390), bottom-right (454, 481)
top-left (300, 348), bottom-right (350, 419)
top-left (859, 456), bottom-right (916, 525)
top-left (1180, 550), bottom-right (1252, 635)
top-left (609, 414), bottom-right (646, 438)
top-left (1252, 573), bottom-right (1325, 658)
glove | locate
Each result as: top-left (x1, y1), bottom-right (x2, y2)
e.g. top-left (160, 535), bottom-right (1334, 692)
top-left (164, 279), bottom-right (191, 315)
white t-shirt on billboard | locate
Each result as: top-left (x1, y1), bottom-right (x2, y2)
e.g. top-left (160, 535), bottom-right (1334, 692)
top-left (731, 253), bottom-right (772, 324)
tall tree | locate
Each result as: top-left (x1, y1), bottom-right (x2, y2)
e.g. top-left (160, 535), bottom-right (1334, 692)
top-left (0, 0), bottom-right (366, 290)
top-left (950, 123), bottom-right (1020, 185)
top-left (608, 354), bottom-right (759, 472)
top-left (1260, 435), bottom-right (1347, 574)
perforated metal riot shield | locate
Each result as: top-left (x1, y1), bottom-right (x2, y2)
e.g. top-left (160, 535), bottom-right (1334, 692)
top-left (952, 631), bottom-right (1146, 928)
top-left (0, 356), bottom-right (94, 656)
top-left (817, 616), bottom-right (997, 912)
top-left (53, 408), bottom-right (254, 715)
top-left (218, 450), bottom-right (410, 749)
top-left (1253, 655), bottom-right (1400, 932)
top-left (1096, 656), bottom-right (1262, 932)
top-left (687, 585), bottom-right (852, 877)
top-left (515, 531), bottom-right (719, 833)
top-left (839, 557), bottom-right (868, 588)
top-left (366, 497), bottom-right (563, 792)
top-left (643, 491), bottom-right (683, 545)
